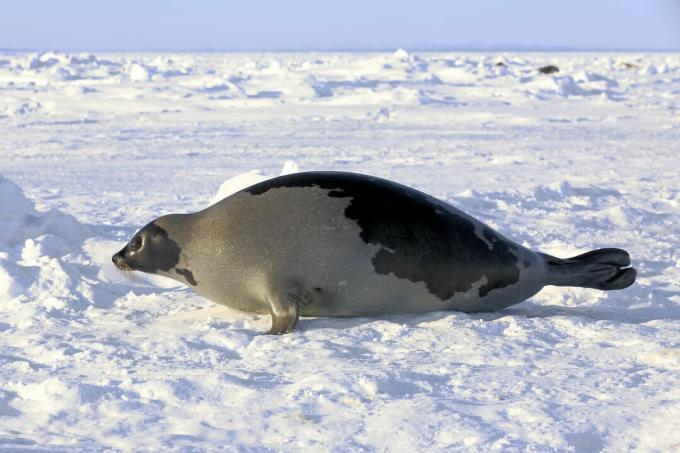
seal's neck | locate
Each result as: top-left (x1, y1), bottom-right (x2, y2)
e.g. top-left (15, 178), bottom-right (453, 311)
top-left (152, 213), bottom-right (200, 288)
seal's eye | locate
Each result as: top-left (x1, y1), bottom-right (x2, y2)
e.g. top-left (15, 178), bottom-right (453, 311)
top-left (128, 236), bottom-right (142, 252)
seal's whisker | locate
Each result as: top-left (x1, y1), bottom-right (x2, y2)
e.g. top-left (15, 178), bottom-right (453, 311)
top-left (116, 268), bottom-right (142, 283)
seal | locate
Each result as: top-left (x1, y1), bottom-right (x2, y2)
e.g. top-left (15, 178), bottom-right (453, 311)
top-left (538, 65), bottom-right (560, 74)
top-left (112, 171), bottom-right (636, 334)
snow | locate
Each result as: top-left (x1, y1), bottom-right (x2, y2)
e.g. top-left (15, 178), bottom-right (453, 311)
top-left (0, 50), bottom-right (679, 451)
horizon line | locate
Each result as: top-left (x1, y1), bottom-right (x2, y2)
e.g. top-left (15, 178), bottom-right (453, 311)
top-left (1, 46), bottom-right (679, 54)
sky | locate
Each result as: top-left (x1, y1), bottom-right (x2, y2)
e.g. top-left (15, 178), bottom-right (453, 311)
top-left (0, 0), bottom-right (679, 52)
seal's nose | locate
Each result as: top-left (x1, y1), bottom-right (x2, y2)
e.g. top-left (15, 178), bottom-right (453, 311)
top-left (112, 252), bottom-right (124, 268)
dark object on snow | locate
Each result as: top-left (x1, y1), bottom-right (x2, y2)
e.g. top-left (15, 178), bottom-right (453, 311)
top-left (538, 65), bottom-right (560, 74)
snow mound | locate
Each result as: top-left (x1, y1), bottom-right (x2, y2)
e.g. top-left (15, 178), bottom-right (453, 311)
top-left (209, 161), bottom-right (301, 205)
top-left (0, 175), bottom-right (92, 310)
top-left (392, 48), bottom-right (410, 60)
top-left (128, 63), bottom-right (152, 82)
top-left (0, 175), bottom-right (89, 250)
top-left (280, 160), bottom-right (299, 175)
top-left (208, 171), bottom-right (268, 205)
top-left (28, 51), bottom-right (63, 70)
top-left (525, 75), bottom-right (622, 100)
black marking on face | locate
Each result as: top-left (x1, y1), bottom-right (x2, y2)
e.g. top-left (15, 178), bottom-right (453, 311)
top-left (245, 172), bottom-right (520, 301)
top-left (175, 268), bottom-right (198, 286)
top-left (113, 222), bottom-right (181, 274)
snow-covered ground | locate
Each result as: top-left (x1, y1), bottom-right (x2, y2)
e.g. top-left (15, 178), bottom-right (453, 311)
top-left (0, 50), bottom-right (679, 452)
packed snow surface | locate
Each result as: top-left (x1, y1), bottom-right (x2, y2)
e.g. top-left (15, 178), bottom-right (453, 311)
top-left (0, 50), bottom-right (679, 452)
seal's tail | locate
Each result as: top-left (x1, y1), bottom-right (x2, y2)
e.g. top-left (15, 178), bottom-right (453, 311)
top-left (542, 248), bottom-right (636, 290)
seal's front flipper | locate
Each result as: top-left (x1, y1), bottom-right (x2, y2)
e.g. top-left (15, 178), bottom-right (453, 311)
top-left (542, 248), bottom-right (637, 291)
top-left (264, 286), bottom-right (312, 335)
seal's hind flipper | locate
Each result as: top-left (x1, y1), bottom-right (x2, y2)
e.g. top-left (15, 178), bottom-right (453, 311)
top-left (542, 248), bottom-right (637, 290)
top-left (264, 285), bottom-right (312, 335)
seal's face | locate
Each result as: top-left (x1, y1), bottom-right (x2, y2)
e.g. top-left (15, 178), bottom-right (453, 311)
top-left (112, 221), bottom-right (181, 274)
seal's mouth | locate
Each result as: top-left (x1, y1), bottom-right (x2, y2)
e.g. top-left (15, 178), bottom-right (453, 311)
top-left (112, 252), bottom-right (132, 272)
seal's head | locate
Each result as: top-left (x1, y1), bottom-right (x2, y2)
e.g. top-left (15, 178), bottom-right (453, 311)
top-left (112, 221), bottom-right (181, 275)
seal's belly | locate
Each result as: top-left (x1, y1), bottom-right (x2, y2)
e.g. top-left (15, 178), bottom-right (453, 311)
top-left (195, 228), bottom-right (545, 317)
top-left (295, 245), bottom-right (545, 317)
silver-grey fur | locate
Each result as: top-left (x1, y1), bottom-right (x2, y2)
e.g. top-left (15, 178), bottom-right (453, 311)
top-left (112, 172), bottom-right (636, 334)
